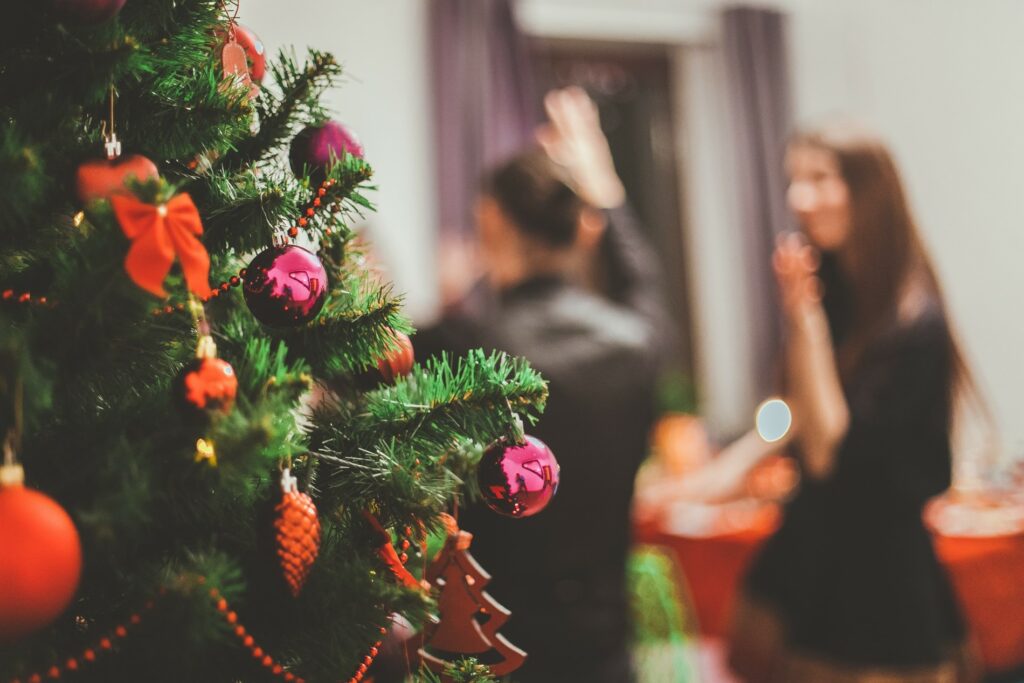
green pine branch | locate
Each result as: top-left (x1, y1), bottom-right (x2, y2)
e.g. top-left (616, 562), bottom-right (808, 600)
top-left (350, 350), bottom-right (547, 447)
top-left (415, 660), bottom-right (499, 683)
top-left (280, 274), bottom-right (408, 380)
top-left (218, 48), bottom-right (342, 173)
top-left (119, 67), bottom-right (254, 161)
top-left (200, 168), bottom-right (304, 255)
top-left (0, 127), bottom-right (54, 244)
top-left (310, 351), bottom-right (548, 517)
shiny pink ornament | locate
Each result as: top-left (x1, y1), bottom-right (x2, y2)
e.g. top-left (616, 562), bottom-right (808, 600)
top-left (51, 0), bottom-right (126, 24)
top-left (477, 435), bottom-right (560, 518)
top-left (243, 245), bottom-right (328, 327)
top-left (289, 121), bottom-right (364, 183)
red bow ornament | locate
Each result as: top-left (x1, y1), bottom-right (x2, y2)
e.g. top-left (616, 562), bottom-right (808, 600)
top-left (110, 193), bottom-right (212, 298)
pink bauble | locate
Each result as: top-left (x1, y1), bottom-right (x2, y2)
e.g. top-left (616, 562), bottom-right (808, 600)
top-left (478, 435), bottom-right (560, 518)
top-left (289, 121), bottom-right (364, 182)
top-left (0, 480), bottom-right (82, 642)
top-left (52, 0), bottom-right (126, 24)
top-left (243, 245), bottom-right (328, 327)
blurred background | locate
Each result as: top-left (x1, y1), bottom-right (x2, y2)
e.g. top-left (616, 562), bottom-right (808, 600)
top-left (243, 1), bottom-right (1024, 680)
top-left (247, 0), bottom-right (1024, 456)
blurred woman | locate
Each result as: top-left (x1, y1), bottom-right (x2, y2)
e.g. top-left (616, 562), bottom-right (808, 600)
top-left (717, 124), bottom-right (980, 682)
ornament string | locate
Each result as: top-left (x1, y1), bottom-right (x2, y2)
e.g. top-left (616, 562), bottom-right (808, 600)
top-left (3, 576), bottom-right (386, 683)
top-left (2, 368), bottom-right (24, 477)
top-left (1, 430), bottom-right (21, 487)
top-left (3, 432), bottom-right (13, 469)
top-left (12, 370), bottom-right (23, 455)
top-left (102, 84), bottom-right (121, 160)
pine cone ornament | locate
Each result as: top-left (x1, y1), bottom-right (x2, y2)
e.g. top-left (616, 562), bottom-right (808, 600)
top-left (273, 469), bottom-right (321, 597)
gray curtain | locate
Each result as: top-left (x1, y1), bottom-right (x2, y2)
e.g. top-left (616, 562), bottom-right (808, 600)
top-left (722, 5), bottom-right (794, 398)
top-left (429, 0), bottom-right (538, 236)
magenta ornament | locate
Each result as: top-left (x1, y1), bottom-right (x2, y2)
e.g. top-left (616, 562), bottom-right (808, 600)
top-left (51, 0), bottom-right (127, 24)
top-left (289, 121), bottom-right (364, 183)
top-left (477, 435), bottom-right (560, 518)
top-left (243, 245), bottom-right (328, 327)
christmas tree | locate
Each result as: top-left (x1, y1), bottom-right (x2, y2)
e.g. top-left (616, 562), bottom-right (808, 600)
top-left (0, 2), bottom-right (547, 682)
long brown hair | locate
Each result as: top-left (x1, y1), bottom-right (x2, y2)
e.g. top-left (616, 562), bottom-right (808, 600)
top-left (790, 123), bottom-right (980, 420)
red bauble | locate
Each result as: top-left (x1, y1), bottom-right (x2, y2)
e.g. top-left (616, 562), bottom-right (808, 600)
top-left (215, 24), bottom-right (266, 84)
top-left (174, 357), bottom-right (237, 418)
top-left (233, 25), bottom-right (266, 83)
top-left (76, 155), bottom-right (159, 204)
top-left (377, 331), bottom-right (414, 384)
top-left (0, 466), bottom-right (82, 642)
top-left (273, 470), bottom-right (321, 597)
top-left (477, 436), bottom-right (560, 518)
top-left (51, 0), bottom-right (126, 24)
top-left (243, 245), bottom-right (328, 327)
top-left (289, 121), bottom-right (364, 183)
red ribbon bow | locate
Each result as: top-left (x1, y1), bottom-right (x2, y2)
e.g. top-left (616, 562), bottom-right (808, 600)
top-left (110, 193), bottom-right (212, 298)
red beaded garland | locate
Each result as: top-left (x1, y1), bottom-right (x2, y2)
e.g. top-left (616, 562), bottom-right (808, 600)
top-left (0, 289), bottom-right (55, 309)
top-left (5, 588), bottom-right (161, 683)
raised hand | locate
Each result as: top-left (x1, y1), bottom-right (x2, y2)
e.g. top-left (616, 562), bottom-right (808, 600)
top-left (535, 86), bottom-right (626, 209)
top-left (773, 231), bottom-right (822, 323)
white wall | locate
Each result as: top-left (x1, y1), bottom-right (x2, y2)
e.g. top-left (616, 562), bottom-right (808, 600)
top-left (242, 0), bottom-right (438, 320)
top-left (783, 0), bottom-right (1024, 462)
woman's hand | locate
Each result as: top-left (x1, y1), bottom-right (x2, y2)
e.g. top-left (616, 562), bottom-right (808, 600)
top-left (772, 232), bottom-right (823, 326)
top-left (773, 234), bottom-right (850, 479)
top-left (535, 86), bottom-right (626, 209)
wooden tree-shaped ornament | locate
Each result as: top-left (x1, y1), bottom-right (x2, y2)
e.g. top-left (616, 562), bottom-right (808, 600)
top-left (419, 530), bottom-right (527, 678)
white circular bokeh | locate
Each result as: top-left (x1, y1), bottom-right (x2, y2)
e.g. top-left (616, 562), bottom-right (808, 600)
top-left (756, 398), bottom-right (793, 443)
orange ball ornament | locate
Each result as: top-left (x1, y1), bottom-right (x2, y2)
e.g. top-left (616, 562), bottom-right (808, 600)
top-left (174, 356), bottom-right (238, 419)
top-left (0, 464), bottom-right (82, 642)
top-left (376, 331), bottom-right (414, 384)
top-left (75, 154), bottom-right (159, 204)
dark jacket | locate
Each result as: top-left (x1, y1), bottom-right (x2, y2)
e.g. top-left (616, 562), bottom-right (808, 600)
top-left (416, 207), bottom-right (672, 682)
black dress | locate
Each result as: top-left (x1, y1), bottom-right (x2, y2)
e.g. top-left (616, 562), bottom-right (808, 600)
top-left (745, 286), bottom-right (966, 667)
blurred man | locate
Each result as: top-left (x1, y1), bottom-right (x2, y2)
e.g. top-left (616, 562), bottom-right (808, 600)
top-left (417, 88), bottom-right (673, 683)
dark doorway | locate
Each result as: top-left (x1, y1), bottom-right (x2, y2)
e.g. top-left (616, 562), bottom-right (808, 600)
top-left (530, 39), bottom-right (695, 409)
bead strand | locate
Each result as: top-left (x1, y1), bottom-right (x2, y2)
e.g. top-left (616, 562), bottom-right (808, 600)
top-left (287, 179), bottom-right (339, 240)
top-left (1, 289), bottom-right (53, 308)
top-left (5, 577), bottom-right (401, 683)
top-left (344, 626), bottom-right (386, 683)
top-left (205, 584), bottom-right (307, 683)
top-left (206, 581), bottom-right (387, 683)
top-left (5, 599), bottom-right (157, 683)
top-left (150, 271), bottom-right (245, 316)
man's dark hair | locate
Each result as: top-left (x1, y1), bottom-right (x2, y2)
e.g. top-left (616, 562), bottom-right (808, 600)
top-left (482, 148), bottom-right (585, 248)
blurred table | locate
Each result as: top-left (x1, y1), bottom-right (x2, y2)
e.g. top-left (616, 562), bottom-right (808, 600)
top-left (634, 492), bottom-right (1024, 674)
